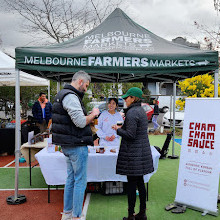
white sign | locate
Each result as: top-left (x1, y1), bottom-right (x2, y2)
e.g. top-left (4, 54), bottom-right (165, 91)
top-left (83, 31), bottom-right (154, 51)
top-left (175, 98), bottom-right (220, 215)
top-left (28, 131), bottom-right (34, 145)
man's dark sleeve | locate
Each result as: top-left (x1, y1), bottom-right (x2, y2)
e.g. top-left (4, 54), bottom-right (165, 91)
top-left (32, 102), bottom-right (37, 118)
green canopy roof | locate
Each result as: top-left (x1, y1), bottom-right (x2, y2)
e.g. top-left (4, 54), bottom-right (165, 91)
top-left (15, 8), bottom-right (218, 82)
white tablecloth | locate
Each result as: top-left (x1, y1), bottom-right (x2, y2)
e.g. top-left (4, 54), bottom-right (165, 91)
top-left (35, 146), bottom-right (160, 185)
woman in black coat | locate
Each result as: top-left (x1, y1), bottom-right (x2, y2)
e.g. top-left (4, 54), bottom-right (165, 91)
top-left (112, 87), bottom-right (154, 220)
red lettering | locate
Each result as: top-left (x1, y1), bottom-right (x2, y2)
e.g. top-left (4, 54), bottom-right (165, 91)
top-left (188, 138), bottom-right (193, 147)
top-left (208, 124), bottom-right (215, 131)
top-left (201, 123), bottom-right (206, 131)
top-left (194, 131), bottom-right (200, 139)
top-left (195, 123), bottom-right (200, 130)
top-left (199, 140), bottom-right (205, 149)
top-left (205, 140), bottom-right (210, 149)
top-left (210, 141), bottom-right (214, 149)
top-left (189, 131), bottom-right (194, 137)
top-left (207, 132), bottom-right (215, 140)
top-left (189, 122), bottom-right (194, 129)
top-left (200, 132), bottom-right (206, 139)
top-left (193, 139), bottom-right (198, 148)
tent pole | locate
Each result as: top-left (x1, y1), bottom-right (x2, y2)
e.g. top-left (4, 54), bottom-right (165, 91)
top-left (168, 81), bottom-right (179, 159)
top-left (170, 95), bottom-right (172, 129)
top-left (48, 80), bottom-right (50, 102)
top-left (57, 81), bottom-right (60, 93)
top-left (214, 69), bottom-right (219, 98)
top-left (15, 68), bottom-right (20, 198)
top-left (6, 69), bottom-right (26, 205)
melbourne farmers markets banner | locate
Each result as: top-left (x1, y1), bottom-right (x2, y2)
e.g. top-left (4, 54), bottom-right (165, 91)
top-left (24, 56), bottom-right (206, 68)
top-left (175, 98), bottom-right (220, 215)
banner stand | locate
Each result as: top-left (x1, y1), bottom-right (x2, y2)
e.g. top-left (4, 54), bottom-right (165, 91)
top-left (173, 202), bottom-right (218, 216)
top-left (170, 98), bottom-right (220, 217)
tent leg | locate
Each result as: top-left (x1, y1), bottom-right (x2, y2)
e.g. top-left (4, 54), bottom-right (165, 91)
top-left (214, 69), bottom-right (219, 98)
top-left (7, 69), bottom-right (26, 205)
top-left (57, 81), bottom-right (61, 93)
top-left (48, 80), bottom-right (50, 102)
top-left (168, 81), bottom-right (179, 159)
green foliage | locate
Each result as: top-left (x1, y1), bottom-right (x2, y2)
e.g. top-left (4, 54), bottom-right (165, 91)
top-left (121, 82), bottom-right (142, 93)
top-left (89, 82), bottom-right (151, 101)
top-left (0, 81), bottom-right (152, 119)
top-left (90, 83), bottom-right (119, 100)
top-left (83, 93), bottom-right (93, 112)
top-left (0, 81), bottom-right (58, 119)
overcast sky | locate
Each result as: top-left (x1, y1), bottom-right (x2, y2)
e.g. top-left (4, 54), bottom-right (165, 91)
top-left (0, 0), bottom-right (219, 56)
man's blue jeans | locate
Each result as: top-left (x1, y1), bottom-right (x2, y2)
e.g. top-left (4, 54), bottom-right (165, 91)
top-left (61, 146), bottom-right (88, 218)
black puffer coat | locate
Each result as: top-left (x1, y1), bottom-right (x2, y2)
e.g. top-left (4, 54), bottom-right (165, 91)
top-left (116, 102), bottom-right (154, 176)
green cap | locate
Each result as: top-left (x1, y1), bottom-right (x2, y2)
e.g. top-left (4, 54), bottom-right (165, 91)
top-left (122, 87), bottom-right (143, 99)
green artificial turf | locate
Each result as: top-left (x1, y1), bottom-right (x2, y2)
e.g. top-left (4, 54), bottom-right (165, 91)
top-left (86, 135), bottom-right (220, 220)
top-left (0, 168), bottom-right (63, 189)
top-left (0, 168), bottom-right (47, 189)
top-left (1, 135), bottom-right (219, 219)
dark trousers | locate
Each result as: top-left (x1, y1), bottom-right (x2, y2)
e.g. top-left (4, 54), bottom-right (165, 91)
top-left (127, 175), bottom-right (146, 215)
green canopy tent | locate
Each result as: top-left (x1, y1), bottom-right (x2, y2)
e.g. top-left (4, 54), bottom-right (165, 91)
top-left (11, 8), bottom-right (218, 204)
top-left (15, 8), bottom-right (218, 83)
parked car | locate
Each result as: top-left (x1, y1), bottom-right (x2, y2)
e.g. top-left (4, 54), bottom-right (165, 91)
top-left (141, 103), bottom-right (154, 121)
top-left (162, 109), bottom-right (184, 128)
top-left (89, 102), bottom-right (153, 121)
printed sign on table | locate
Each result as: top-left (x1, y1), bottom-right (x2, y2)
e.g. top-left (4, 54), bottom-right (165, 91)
top-left (175, 98), bottom-right (220, 215)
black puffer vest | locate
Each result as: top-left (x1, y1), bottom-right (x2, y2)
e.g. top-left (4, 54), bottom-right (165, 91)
top-left (52, 84), bottom-right (93, 147)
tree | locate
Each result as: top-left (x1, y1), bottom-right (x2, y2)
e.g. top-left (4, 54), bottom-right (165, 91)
top-left (4, 0), bottom-right (122, 43)
top-left (214, 0), bottom-right (220, 12)
top-left (0, 80), bottom-right (58, 119)
top-left (193, 1), bottom-right (220, 51)
top-left (176, 74), bottom-right (220, 110)
top-left (89, 82), bottom-right (151, 102)
top-left (194, 21), bottom-right (220, 51)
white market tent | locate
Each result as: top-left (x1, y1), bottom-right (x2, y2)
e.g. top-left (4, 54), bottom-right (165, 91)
top-left (0, 51), bottom-right (49, 87)
top-left (0, 51), bottom-right (50, 204)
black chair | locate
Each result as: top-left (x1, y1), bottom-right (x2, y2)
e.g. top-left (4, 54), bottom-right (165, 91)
top-left (0, 128), bottom-right (15, 155)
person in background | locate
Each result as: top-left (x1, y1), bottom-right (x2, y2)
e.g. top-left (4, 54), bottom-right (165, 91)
top-left (152, 99), bottom-right (160, 130)
top-left (32, 92), bottom-right (52, 133)
top-left (96, 98), bottom-right (123, 147)
top-left (112, 87), bottom-right (154, 220)
top-left (52, 71), bottom-right (99, 220)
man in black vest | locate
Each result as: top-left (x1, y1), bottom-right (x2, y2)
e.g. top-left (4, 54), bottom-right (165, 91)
top-left (52, 71), bottom-right (99, 220)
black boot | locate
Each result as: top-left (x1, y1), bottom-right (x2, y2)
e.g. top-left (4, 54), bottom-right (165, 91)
top-left (135, 209), bottom-right (147, 220)
top-left (123, 214), bottom-right (135, 220)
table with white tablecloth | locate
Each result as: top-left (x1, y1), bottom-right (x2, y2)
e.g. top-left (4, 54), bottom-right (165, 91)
top-left (35, 146), bottom-right (160, 186)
